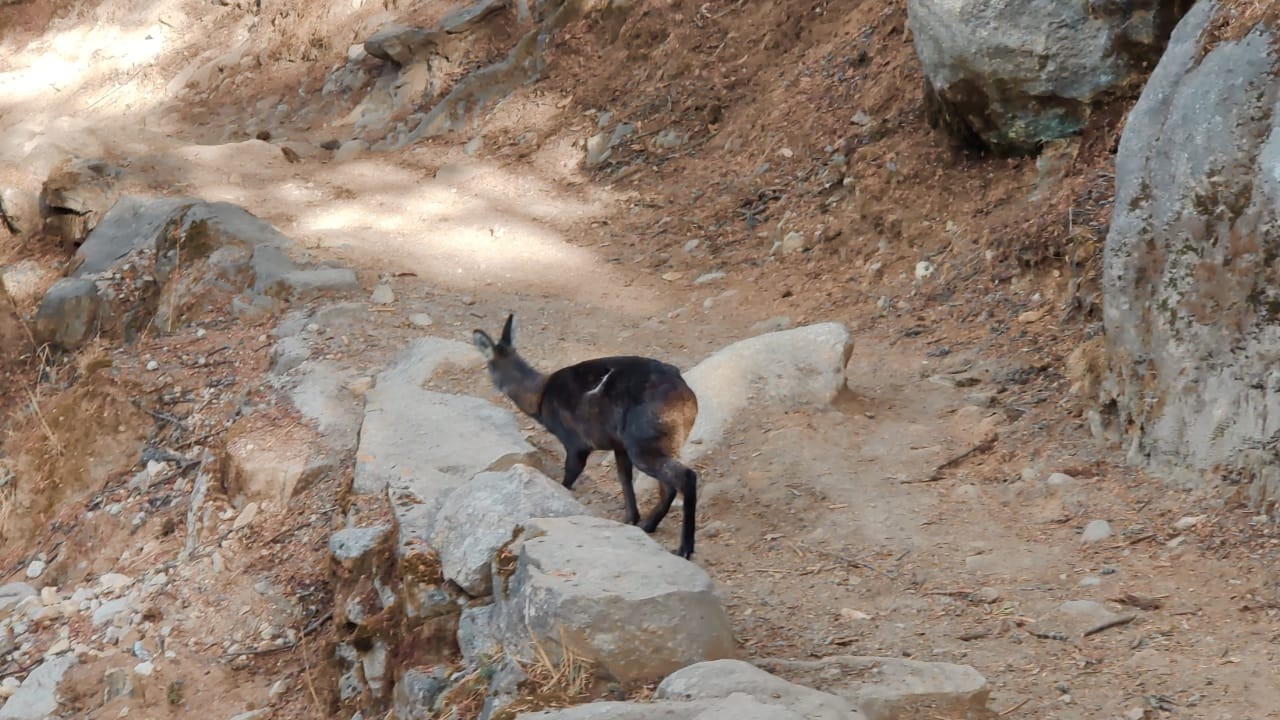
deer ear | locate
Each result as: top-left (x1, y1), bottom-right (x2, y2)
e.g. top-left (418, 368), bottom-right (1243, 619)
top-left (472, 330), bottom-right (497, 360)
top-left (500, 313), bottom-right (515, 347)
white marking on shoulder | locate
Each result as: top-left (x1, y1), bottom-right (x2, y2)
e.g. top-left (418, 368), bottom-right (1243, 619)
top-left (585, 369), bottom-right (613, 396)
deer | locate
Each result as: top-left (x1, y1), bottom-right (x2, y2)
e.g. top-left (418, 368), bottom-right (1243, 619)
top-left (472, 313), bottom-right (702, 559)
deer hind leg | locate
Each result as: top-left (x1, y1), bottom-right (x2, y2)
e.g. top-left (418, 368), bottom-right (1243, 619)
top-left (631, 453), bottom-right (698, 558)
top-left (613, 446), bottom-right (640, 525)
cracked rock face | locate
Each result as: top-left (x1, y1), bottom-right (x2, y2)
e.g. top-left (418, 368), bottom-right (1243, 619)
top-left (908, 0), bottom-right (1192, 153)
top-left (1101, 1), bottom-right (1280, 504)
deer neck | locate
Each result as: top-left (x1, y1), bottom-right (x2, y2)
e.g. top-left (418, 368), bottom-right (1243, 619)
top-left (503, 355), bottom-right (547, 419)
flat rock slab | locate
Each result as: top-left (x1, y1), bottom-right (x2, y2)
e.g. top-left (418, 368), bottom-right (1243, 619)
top-left (682, 322), bottom-right (852, 461)
top-left (431, 464), bottom-right (586, 596)
top-left (356, 336), bottom-right (532, 496)
top-left (494, 515), bottom-right (736, 685)
top-left (657, 660), bottom-right (862, 720)
top-left (0, 655), bottom-right (76, 720)
top-left (758, 655), bottom-right (990, 720)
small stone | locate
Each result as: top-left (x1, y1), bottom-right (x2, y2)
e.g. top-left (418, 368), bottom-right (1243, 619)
top-left (39, 587), bottom-right (57, 606)
top-left (1173, 515), bottom-right (1205, 531)
top-left (25, 561), bottom-right (46, 580)
top-left (683, 238), bottom-right (701, 253)
top-left (661, 271), bottom-right (684, 282)
top-left (408, 313), bottom-right (433, 328)
top-left (103, 667), bottom-right (134, 701)
top-left (233, 502), bottom-right (259, 530)
top-left (1045, 472), bottom-right (1075, 487)
top-left (914, 261), bottom-right (935, 280)
top-left (45, 638), bottom-right (70, 656)
top-left (268, 678), bottom-right (289, 701)
top-left (1078, 575), bottom-right (1102, 587)
top-left (1018, 308), bottom-right (1046, 323)
top-left (346, 376), bottom-right (375, 396)
top-left (779, 231), bottom-right (806, 256)
top-left (133, 661), bottom-right (154, 676)
top-left (694, 271), bottom-right (726, 285)
top-left (1080, 520), bottom-right (1113, 544)
top-left (778, 147), bottom-right (795, 158)
top-left (370, 284), bottom-right (395, 305)
top-left (145, 360), bottom-right (159, 371)
top-left (97, 574), bottom-right (133, 592)
top-left (851, 111), bottom-right (872, 126)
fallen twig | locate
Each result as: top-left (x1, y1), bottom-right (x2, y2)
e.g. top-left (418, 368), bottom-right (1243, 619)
top-left (132, 400), bottom-right (187, 430)
top-left (998, 698), bottom-right (1030, 716)
top-left (902, 437), bottom-right (996, 483)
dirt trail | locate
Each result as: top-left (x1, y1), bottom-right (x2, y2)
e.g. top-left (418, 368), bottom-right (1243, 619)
top-left (4, 0), bottom-right (1280, 718)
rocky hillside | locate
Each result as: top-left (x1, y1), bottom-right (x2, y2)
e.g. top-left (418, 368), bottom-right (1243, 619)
top-left (3, 0), bottom-right (1280, 718)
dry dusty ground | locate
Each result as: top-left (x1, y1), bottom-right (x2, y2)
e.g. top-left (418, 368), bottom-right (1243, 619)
top-left (2, 1), bottom-right (1280, 719)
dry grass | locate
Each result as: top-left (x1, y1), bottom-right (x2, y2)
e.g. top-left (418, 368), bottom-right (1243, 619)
top-left (494, 627), bottom-right (598, 719)
top-left (1203, 0), bottom-right (1280, 54)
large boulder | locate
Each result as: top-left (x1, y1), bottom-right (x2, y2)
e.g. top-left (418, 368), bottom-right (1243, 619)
top-left (907, 0), bottom-right (1192, 153)
top-left (493, 515), bottom-right (736, 685)
top-left (430, 464), bottom-right (587, 596)
top-left (682, 322), bottom-right (852, 460)
top-left (52, 196), bottom-right (357, 340)
top-left (1101, 3), bottom-right (1280, 503)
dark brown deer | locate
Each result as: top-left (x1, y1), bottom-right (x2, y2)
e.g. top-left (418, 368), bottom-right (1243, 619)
top-left (472, 313), bottom-right (702, 559)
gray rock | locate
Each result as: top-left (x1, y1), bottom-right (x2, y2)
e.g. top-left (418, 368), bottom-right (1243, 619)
top-left (908, 0), bottom-right (1189, 153)
top-left (0, 655), bottom-right (76, 720)
top-left (1, 261), bottom-right (58, 307)
top-left (1101, 2), bottom-right (1280, 505)
top-left (329, 526), bottom-right (391, 571)
top-left (33, 277), bottom-right (103, 350)
top-left (683, 322), bottom-right (852, 460)
top-left (102, 667), bottom-right (133, 701)
top-left (288, 360), bottom-right (363, 451)
top-left (91, 596), bottom-right (135, 627)
top-left (657, 660), bottom-right (860, 720)
top-left (693, 694), bottom-right (807, 720)
top-left (494, 515), bottom-right (735, 685)
top-left (275, 268), bottom-right (359, 297)
top-left (370, 283), bottom-right (395, 305)
top-left (1033, 600), bottom-right (1135, 638)
top-left (457, 605), bottom-right (501, 665)
top-left (270, 335), bottom-right (312, 375)
top-left (1080, 519), bottom-right (1113, 544)
top-left (409, 312), bottom-right (433, 328)
top-left (757, 655), bottom-right (989, 720)
top-left (355, 337), bottom-right (535, 499)
top-left (0, 583), bottom-right (36, 616)
top-left (516, 696), bottom-right (810, 720)
top-left (393, 666), bottom-right (448, 719)
top-left (431, 464), bottom-right (587, 596)
top-left (364, 24), bottom-right (431, 66)
top-left (515, 701), bottom-right (718, 719)
top-left (72, 196), bottom-right (189, 277)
